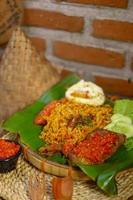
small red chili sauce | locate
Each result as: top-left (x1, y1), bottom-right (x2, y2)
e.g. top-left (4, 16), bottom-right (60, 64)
top-left (0, 139), bottom-right (20, 160)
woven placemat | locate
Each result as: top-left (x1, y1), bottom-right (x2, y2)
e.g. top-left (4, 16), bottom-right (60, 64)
top-left (0, 156), bottom-right (133, 200)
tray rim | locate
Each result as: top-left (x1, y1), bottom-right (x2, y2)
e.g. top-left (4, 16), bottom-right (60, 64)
top-left (21, 141), bottom-right (90, 181)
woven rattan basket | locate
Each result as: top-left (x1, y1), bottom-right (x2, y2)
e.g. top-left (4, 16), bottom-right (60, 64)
top-left (0, 27), bottom-right (68, 121)
top-left (0, 0), bottom-right (23, 45)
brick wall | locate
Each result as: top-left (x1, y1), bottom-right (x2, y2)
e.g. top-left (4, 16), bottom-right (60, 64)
top-left (6, 0), bottom-right (133, 96)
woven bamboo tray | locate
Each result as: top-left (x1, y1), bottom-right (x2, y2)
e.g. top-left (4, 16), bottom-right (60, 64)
top-left (1, 131), bottom-right (133, 200)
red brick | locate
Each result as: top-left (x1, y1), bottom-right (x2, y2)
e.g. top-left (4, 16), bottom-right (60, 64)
top-left (23, 9), bottom-right (84, 32)
top-left (30, 37), bottom-right (46, 53)
top-left (94, 75), bottom-right (133, 97)
top-left (57, 0), bottom-right (128, 8)
top-left (53, 41), bottom-right (125, 68)
top-left (93, 19), bottom-right (133, 42)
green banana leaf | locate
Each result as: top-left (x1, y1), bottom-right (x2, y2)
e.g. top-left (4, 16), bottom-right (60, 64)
top-left (2, 74), bottom-right (80, 150)
top-left (2, 74), bottom-right (133, 196)
top-left (78, 146), bottom-right (133, 195)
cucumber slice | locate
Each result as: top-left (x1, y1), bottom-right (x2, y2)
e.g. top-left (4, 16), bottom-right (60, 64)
top-left (104, 123), bottom-right (114, 130)
top-left (111, 114), bottom-right (132, 125)
top-left (112, 122), bottom-right (133, 138)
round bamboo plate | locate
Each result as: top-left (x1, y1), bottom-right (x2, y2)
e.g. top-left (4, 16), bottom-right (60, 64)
top-left (22, 143), bottom-right (90, 181)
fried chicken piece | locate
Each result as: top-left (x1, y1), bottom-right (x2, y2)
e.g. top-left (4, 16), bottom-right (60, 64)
top-left (68, 129), bottom-right (125, 165)
top-left (39, 129), bottom-right (125, 165)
